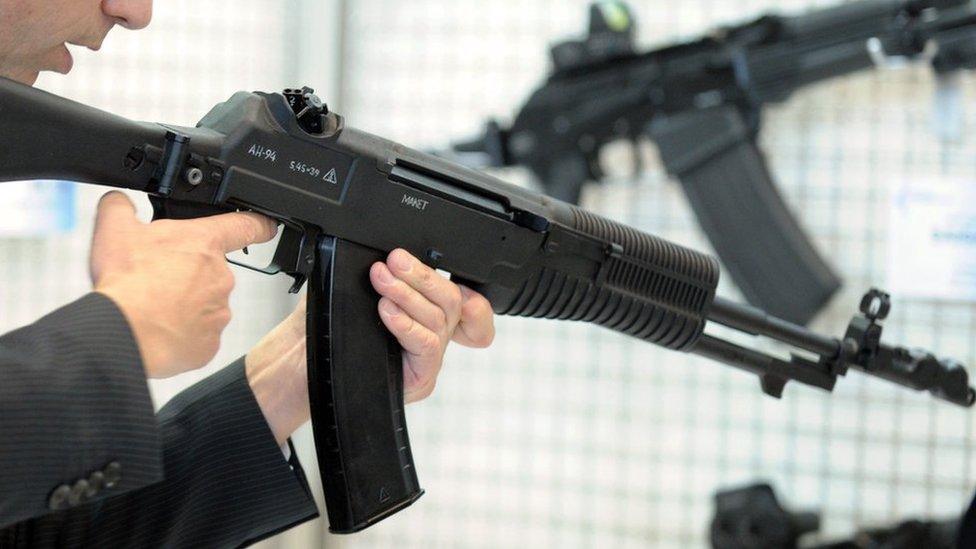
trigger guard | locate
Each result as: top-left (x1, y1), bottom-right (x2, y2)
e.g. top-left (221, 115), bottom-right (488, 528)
top-left (225, 223), bottom-right (317, 295)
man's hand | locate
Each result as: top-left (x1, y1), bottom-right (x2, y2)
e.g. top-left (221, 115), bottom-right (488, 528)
top-left (370, 249), bottom-right (495, 402)
top-left (246, 248), bottom-right (495, 445)
top-left (90, 192), bottom-right (278, 378)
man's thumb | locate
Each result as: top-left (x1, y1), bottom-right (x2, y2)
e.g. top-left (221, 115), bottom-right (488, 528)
top-left (94, 192), bottom-right (138, 235)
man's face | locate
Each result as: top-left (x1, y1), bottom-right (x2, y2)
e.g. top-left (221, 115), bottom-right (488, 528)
top-left (0, 0), bottom-right (152, 85)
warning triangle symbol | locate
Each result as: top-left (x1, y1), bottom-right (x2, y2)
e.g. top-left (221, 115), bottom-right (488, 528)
top-left (324, 168), bottom-right (338, 185)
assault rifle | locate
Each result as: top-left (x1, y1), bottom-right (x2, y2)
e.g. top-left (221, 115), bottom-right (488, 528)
top-left (451, 0), bottom-right (976, 324)
top-left (0, 79), bottom-right (972, 533)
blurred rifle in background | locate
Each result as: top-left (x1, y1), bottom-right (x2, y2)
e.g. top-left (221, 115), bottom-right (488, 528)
top-left (450, 0), bottom-right (976, 325)
top-left (710, 482), bottom-right (961, 549)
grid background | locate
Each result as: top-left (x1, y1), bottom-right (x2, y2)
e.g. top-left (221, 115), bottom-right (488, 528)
top-left (2, 1), bottom-right (975, 548)
top-left (327, 1), bottom-right (976, 548)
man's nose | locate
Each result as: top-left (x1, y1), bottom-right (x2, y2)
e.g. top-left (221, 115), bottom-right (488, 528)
top-left (101, 0), bottom-right (153, 30)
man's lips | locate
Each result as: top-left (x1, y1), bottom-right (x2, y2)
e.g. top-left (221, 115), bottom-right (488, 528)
top-left (51, 30), bottom-right (111, 75)
top-left (68, 38), bottom-right (104, 52)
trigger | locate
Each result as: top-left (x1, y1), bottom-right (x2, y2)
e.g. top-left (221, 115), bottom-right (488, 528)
top-left (286, 274), bottom-right (307, 294)
top-left (225, 223), bottom-right (318, 295)
top-left (269, 224), bottom-right (319, 294)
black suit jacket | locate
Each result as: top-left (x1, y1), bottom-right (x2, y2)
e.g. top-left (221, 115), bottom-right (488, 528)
top-left (0, 293), bottom-right (319, 547)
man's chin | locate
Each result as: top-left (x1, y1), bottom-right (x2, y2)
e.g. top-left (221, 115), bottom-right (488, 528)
top-left (0, 69), bottom-right (39, 86)
top-left (0, 45), bottom-right (74, 85)
top-left (51, 44), bottom-right (74, 75)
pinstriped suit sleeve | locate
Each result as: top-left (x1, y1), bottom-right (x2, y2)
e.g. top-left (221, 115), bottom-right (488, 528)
top-left (0, 292), bottom-right (163, 528)
top-left (6, 358), bottom-right (320, 548)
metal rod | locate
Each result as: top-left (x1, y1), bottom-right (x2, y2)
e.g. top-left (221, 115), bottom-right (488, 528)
top-left (707, 297), bottom-right (841, 357)
top-left (692, 334), bottom-right (836, 392)
top-left (693, 334), bottom-right (777, 378)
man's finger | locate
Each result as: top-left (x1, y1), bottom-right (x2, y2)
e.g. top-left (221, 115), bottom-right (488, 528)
top-left (370, 262), bottom-right (447, 333)
top-left (193, 211), bottom-right (279, 252)
top-left (386, 249), bottom-right (463, 319)
top-left (451, 285), bottom-right (496, 348)
top-left (377, 297), bottom-right (441, 358)
top-left (93, 191), bottom-right (138, 235)
top-left (377, 298), bottom-right (443, 398)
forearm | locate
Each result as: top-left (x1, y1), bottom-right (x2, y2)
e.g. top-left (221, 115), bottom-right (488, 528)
top-left (246, 301), bottom-right (311, 446)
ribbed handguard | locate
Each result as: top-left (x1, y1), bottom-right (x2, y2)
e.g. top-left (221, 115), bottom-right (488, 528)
top-left (499, 207), bottom-right (719, 351)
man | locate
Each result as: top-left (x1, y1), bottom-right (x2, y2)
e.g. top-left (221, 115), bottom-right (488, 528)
top-left (0, 1), bottom-right (495, 546)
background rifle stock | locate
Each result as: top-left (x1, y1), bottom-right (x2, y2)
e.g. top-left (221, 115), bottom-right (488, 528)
top-left (0, 1), bottom-right (974, 548)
